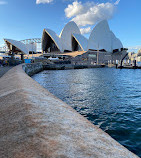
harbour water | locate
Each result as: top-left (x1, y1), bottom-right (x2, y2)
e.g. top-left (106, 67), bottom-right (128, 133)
top-left (32, 68), bottom-right (141, 157)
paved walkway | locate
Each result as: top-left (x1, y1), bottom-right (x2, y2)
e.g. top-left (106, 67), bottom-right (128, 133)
top-left (0, 66), bottom-right (13, 77)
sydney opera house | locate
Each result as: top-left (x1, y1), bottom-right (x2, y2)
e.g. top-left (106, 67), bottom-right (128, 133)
top-left (3, 20), bottom-right (127, 64)
top-left (42, 20), bottom-right (123, 53)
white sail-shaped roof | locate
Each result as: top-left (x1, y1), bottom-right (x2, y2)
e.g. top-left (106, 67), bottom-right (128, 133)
top-left (115, 38), bottom-right (123, 50)
top-left (42, 20), bottom-right (123, 54)
top-left (88, 20), bottom-right (123, 52)
top-left (88, 20), bottom-right (113, 52)
top-left (60, 21), bottom-right (81, 52)
top-left (110, 31), bottom-right (123, 50)
top-left (4, 39), bottom-right (28, 54)
top-left (72, 33), bottom-right (88, 51)
top-left (42, 29), bottom-right (62, 52)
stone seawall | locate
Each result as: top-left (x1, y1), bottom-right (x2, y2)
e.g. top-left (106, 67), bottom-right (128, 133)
top-left (43, 64), bottom-right (105, 70)
top-left (0, 64), bottom-right (139, 158)
top-left (23, 62), bottom-right (43, 76)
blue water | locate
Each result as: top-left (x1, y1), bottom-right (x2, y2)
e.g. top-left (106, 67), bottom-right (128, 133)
top-left (32, 68), bottom-right (141, 157)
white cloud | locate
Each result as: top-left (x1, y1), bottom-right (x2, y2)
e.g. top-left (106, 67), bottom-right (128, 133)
top-left (128, 45), bottom-right (141, 50)
top-left (127, 45), bottom-right (141, 53)
top-left (36, 0), bottom-right (53, 4)
top-left (114, 0), bottom-right (120, 5)
top-left (65, 1), bottom-right (117, 27)
top-left (65, 1), bottom-right (84, 18)
top-left (0, 1), bottom-right (7, 5)
top-left (80, 27), bottom-right (91, 34)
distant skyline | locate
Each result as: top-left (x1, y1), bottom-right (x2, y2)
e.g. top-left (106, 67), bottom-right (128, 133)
top-left (0, 0), bottom-right (141, 52)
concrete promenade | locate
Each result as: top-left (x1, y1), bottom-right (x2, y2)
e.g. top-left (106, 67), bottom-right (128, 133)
top-left (0, 64), bottom-right (139, 158)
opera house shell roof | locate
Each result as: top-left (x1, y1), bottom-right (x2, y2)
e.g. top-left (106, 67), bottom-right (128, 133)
top-left (60, 21), bottom-right (81, 52)
top-left (42, 28), bottom-right (63, 52)
top-left (72, 33), bottom-right (88, 52)
top-left (42, 21), bottom-right (87, 53)
top-left (88, 20), bottom-right (123, 52)
top-left (4, 39), bottom-right (36, 55)
top-left (4, 39), bottom-right (29, 55)
top-left (42, 20), bottom-right (123, 54)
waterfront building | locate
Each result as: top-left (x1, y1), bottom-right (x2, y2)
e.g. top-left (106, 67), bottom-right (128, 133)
top-left (128, 50), bottom-right (141, 64)
top-left (137, 49), bottom-right (141, 62)
top-left (42, 20), bottom-right (127, 65)
top-left (4, 39), bottom-right (36, 55)
top-left (3, 20), bottom-right (128, 65)
top-left (42, 20), bottom-right (124, 53)
top-left (4, 39), bottom-right (29, 55)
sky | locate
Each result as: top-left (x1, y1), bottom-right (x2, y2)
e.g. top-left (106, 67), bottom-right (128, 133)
top-left (0, 0), bottom-right (141, 52)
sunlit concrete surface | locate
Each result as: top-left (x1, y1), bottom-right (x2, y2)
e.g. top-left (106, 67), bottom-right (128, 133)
top-left (0, 64), bottom-right (139, 158)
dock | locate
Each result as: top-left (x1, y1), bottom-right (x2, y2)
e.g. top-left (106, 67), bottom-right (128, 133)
top-left (117, 66), bottom-right (141, 69)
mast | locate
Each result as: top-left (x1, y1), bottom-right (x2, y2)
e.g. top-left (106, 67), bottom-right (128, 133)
top-left (97, 43), bottom-right (99, 65)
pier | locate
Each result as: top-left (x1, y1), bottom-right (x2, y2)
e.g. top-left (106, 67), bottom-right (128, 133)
top-left (117, 65), bottom-right (141, 69)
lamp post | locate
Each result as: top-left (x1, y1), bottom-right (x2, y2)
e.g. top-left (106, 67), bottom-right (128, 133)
top-left (31, 42), bottom-right (34, 61)
top-left (97, 43), bottom-right (99, 65)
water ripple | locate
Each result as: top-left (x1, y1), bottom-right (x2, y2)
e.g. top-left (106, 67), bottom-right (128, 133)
top-left (32, 68), bottom-right (141, 157)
